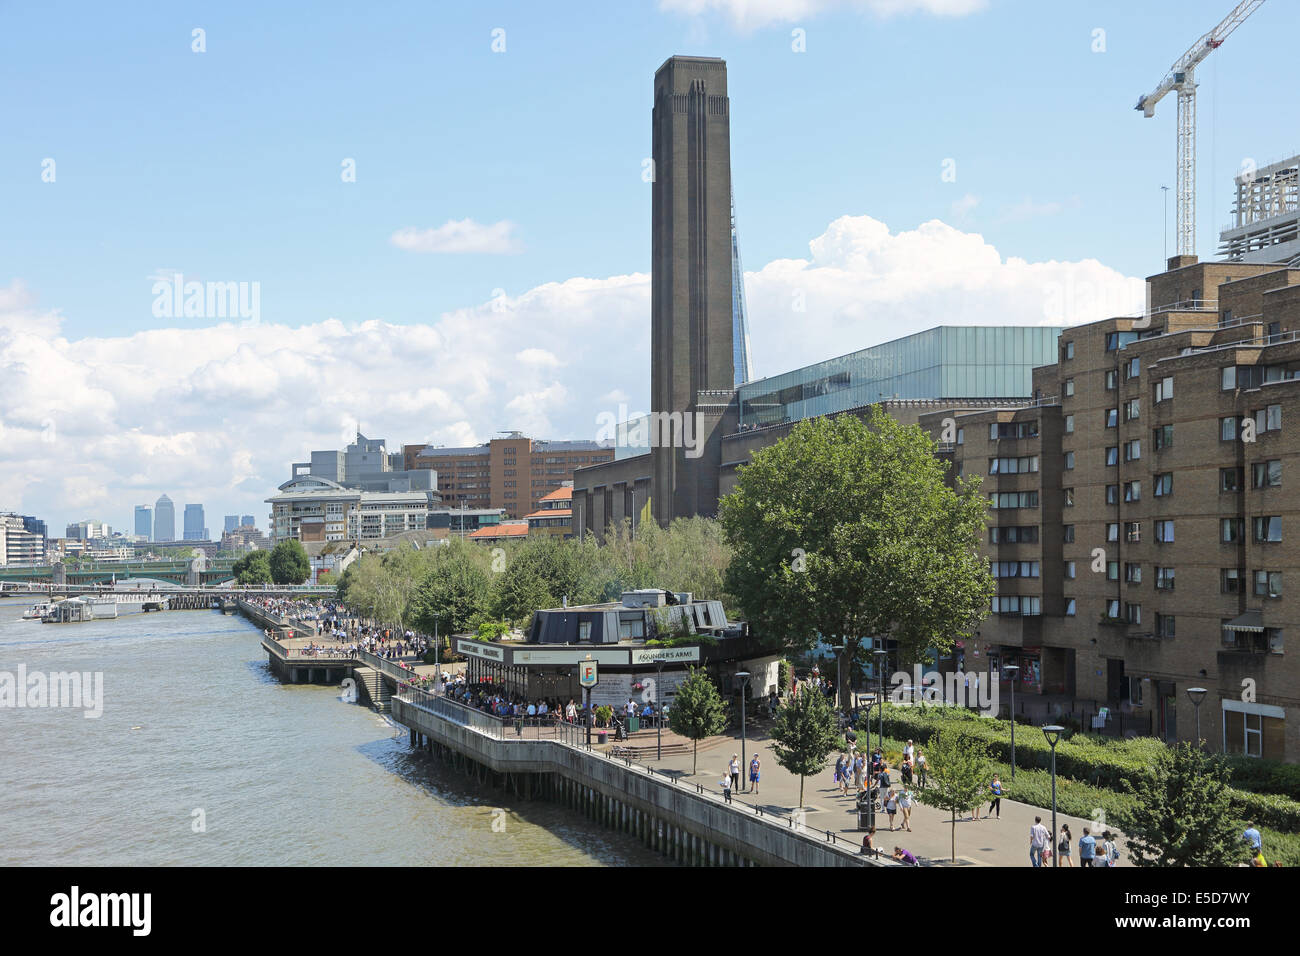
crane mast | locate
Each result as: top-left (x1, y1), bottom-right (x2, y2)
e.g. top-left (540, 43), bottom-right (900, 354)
top-left (1135, 0), bottom-right (1266, 258)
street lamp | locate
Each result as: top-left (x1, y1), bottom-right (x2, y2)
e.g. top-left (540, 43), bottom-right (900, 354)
top-left (1003, 664), bottom-right (1019, 779)
top-left (735, 670), bottom-right (751, 791)
top-left (1186, 686), bottom-right (1208, 748)
top-left (1042, 725), bottom-right (1064, 868)
top-left (654, 657), bottom-right (667, 761)
top-left (829, 641), bottom-right (849, 713)
top-left (873, 648), bottom-right (888, 754)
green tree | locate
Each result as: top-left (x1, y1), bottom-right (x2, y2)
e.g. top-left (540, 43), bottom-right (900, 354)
top-left (668, 668), bottom-right (729, 774)
top-left (269, 539), bottom-right (311, 585)
top-left (233, 550), bottom-right (272, 585)
top-left (769, 683), bottom-right (840, 807)
top-left (914, 729), bottom-right (993, 862)
top-left (1116, 743), bottom-right (1250, 867)
top-left (409, 541), bottom-right (493, 636)
top-left (718, 409), bottom-right (993, 708)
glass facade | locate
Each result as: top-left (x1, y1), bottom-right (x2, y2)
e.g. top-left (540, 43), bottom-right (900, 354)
top-left (736, 326), bottom-right (1060, 429)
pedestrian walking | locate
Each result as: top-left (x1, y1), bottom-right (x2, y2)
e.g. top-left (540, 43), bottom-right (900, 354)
top-left (885, 789), bottom-right (899, 831)
top-left (1079, 827), bottom-right (1096, 867)
top-left (1029, 816), bottom-right (1050, 867)
top-left (988, 774), bottom-right (1003, 819)
top-left (749, 754), bottom-right (761, 794)
top-left (899, 787), bottom-right (914, 832)
top-left (853, 751), bottom-right (865, 791)
top-left (834, 754), bottom-right (848, 796)
top-left (721, 774), bottom-right (732, 804)
top-left (729, 754), bottom-right (741, 794)
top-left (915, 751), bottom-right (928, 788)
top-left (1101, 831), bottom-right (1120, 867)
top-left (1057, 823), bottom-right (1074, 867)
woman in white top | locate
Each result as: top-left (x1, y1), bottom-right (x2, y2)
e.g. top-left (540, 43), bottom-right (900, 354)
top-left (898, 788), bottom-right (914, 831)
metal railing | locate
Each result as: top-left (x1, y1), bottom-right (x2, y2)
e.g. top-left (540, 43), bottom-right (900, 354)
top-left (393, 688), bottom-right (891, 864)
top-left (356, 647), bottom-right (422, 682)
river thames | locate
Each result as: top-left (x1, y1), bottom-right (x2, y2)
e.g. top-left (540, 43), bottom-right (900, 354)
top-left (0, 600), bottom-right (666, 866)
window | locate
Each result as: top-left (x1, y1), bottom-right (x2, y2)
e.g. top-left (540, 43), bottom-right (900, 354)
top-left (991, 596), bottom-right (1041, 616)
top-left (1255, 404), bottom-right (1282, 433)
top-left (1106, 331), bottom-right (1139, 351)
top-left (1107, 561), bottom-right (1119, 581)
top-left (1106, 446), bottom-right (1118, 466)
top-left (1065, 598), bottom-right (1077, 616)
top-left (1153, 424), bottom-right (1173, 451)
top-left (1106, 484), bottom-right (1119, 505)
top-left (989, 421), bottom-right (1040, 440)
top-left (1126, 603), bottom-right (1142, 624)
top-left (1254, 571), bottom-right (1283, 598)
top-left (989, 455), bottom-right (1039, 474)
top-left (1252, 460), bottom-right (1282, 488)
top-left (1155, 566), bottom-right (1175, 591)
top-left (989, 491), bottom-right (1039, 509)
top-left (1221, 417), bottom-right (1239, 441)
top-left (1221, 309), bottom-right (1233, 326)
top-left (1123, 440), bottom-right (1141, 462)
top-left (1064, 378), bottom-right (1075, 397)
top-left (1126, 357), bottom-right (1140, 379)
top-left (1153, 473), bottom-right (1173, 497)
top-left (1063, 525), bottom-right (1075, 543)
top-left (1124, 562), bottom-right (1142, 584)
top-left (1065, 414), bottom-right (1074, 434)
top-left (1124, 399), bottom-right (1141, 422)
top-left (1105, 369), bottom-right (1118, 390)
top-left (1063, 452), bottom-right (1074, 470)
top-left (1107, 523), bottom-right (1119, 542)
top-left (1106, 599), bottom-right (1121, 619)
top-left (1156, 614), bottom-right (1175, 638)
top-left (1221, 467), bottom-right (1244, 492)
top-left (1221, 367), bottom-right (1236, 390)
top-left (1124, 480), bottom-right (1141, 502)
top-left (1126, 522), bottom-right (1141, 542)
top-left (1253, 516), bottom-right (1282, 543)
top-left (1064, 488), bottom-right (1074, 507)
top-left (991, 561), bottom-right (1040, 578)
top-left (1221, 569), bottom-right (1245, 594)
top-left (1222, 518), bottom-right (1244, 542)
top-left (990, 526), bottom-right (1039, 544)
top-left (956, 427), bottom-right (964, 444)
top-left (578, 621), bottom-right (592, 641)
top-left (1064, 561), bottom-right (1076, 579)
top-left (1064, 341), bottom-right (1075, 360)
top-left (1153, 376), bottom-right (1174, 402)
top-left (1267, 628), bottom-right (1284, 654)
top-left (1105, 409), bottom-right (1118, 428)
top-left (1155, 520), bottom-right (1174, 543)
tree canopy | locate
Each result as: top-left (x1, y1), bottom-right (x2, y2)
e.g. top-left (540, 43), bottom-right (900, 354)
top-left (269, 539), bottom-right (311, 585)
top-left (718, 409), bottom-right (993, 692)
top-left (914, 729), bottom-right (993, 862)
top-left (769, 683), bottom-right (840, 807)
top-left (1117, 743), bottom-right (1251, 867)
top-left (668, 668), bottom-right (729, 774)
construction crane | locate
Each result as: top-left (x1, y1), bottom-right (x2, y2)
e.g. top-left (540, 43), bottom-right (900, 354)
top-left (1135, 0), bottom-right (1266, 259)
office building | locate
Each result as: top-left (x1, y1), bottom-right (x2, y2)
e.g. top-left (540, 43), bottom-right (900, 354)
top-left (241, 515), bottom-right (255, 528)
top-left (0, 514), bottom-right (47, 566)
top-left (153, 495), bottom-right (175, 542)
top-left (525, 484), bottom-right (574, 538)
top-left (405, 432), bottom-right (612, 519)
top-left (134, 505), bottom-right (152, 540)
top-left (224, 515), bottom-right (239, 534)
top-left (266, 475), bottom-right (443, 544)
top-left (65, 520), bottom-right (112, 540)
top-left (183, 503), bottom-right (207, 541)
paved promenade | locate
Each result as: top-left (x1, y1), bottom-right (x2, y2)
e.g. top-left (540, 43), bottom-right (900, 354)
top-left (617, 724), bottom-right (1129, 867)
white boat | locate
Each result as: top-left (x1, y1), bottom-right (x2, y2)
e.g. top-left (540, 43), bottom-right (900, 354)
top-left (21, 602), bottom-right (54, 620)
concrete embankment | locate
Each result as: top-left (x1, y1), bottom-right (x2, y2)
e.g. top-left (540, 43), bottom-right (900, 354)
top-left (391, 695), bottom-right (885, 868)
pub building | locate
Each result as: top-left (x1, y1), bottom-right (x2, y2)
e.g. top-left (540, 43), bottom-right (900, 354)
top-left (456, 589), bottom-right (781, 708)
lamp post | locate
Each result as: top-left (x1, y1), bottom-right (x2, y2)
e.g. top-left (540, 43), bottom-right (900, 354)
top-left (1043, 725), bottom-right (1064, 868)
top-left (873, 647), bottom-right (887, 754)
top-left (829, 641), bottom-right (848, 714)
top-left (654, 657), bottom-right (667, 761)
top-left (1186, 686), bottom-right (1208, 748)
top-left (735, 670), bottom-right (751, 791)
top-left (1003, 664), bottom-right (1019, 779)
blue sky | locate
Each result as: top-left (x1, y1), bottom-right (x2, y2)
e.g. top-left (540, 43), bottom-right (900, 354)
top-left (1, 0), bottom-right (1296, 532)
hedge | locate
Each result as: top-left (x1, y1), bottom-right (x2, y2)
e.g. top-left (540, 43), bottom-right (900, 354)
top-left (880, 704), bottom-right (1300, 831)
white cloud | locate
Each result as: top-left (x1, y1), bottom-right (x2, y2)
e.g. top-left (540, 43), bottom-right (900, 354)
top-left (390, 219), bottom-right (523, 254)
top-left (1, 213), bottom-right (1142, 531)
top-left (659, 0), bottom-right (986, 30)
